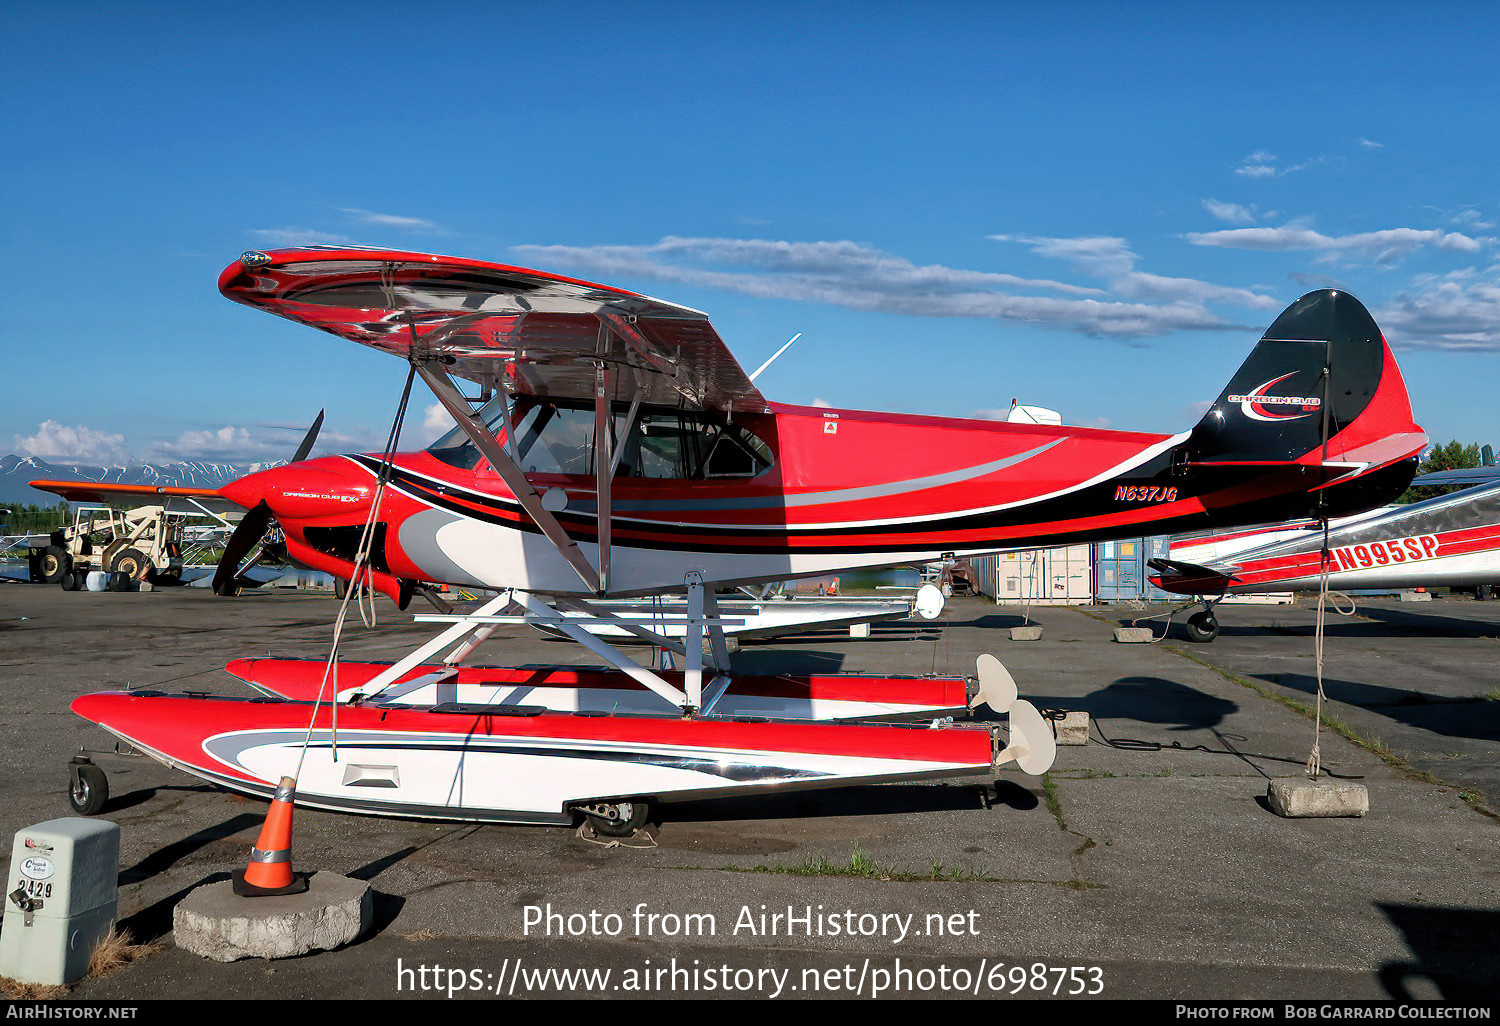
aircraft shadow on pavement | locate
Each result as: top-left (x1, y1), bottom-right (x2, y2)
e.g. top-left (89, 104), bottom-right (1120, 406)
top-left (939, 613), bottom-right (1039, 630)
top-left (1255, 672), bottom-right (1500, 743)
top-left (1378, 903), bottom-right (1500, 1001)
top-left (114, 813), bottom-right (266, 942)
top-left (1017, 676), bottom-right (1240, 733)
top-left (1352, 603), bottom-right (1500, 639)
top-left (726, 649), bottom-right (847, 674)
top-left (659, 780), bottom-right (1032, 825)
top-left (736, 627), bottom-right (943, 647)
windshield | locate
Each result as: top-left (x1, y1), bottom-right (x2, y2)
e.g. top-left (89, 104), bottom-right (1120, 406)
top-left (426, 396), bottom-right (772, 480)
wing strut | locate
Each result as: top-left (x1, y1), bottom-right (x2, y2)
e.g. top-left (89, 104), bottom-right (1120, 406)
top-left (415, 362), bottom-right (602, 594)
top-left (592, 333), bottom-right (613, 595)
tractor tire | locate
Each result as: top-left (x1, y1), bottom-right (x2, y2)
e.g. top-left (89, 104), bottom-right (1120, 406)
top-left (40, 546), bottom-right (72, 584)
top-left (109, 547), bottom-right (151, 580)
top-left (61, 569), bottom-right (84, 592)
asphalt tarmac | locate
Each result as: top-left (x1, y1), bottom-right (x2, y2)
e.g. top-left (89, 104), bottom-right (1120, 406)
top-left (0, 583), bottom-right (1496, 1002)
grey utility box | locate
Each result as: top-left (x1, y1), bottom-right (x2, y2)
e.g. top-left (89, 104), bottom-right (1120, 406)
top-left (0, 818), bottom-right (120, 985)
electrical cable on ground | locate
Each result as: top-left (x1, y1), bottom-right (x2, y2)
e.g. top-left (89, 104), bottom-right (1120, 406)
top-left (1081, 713), bottom-right (1365, 779)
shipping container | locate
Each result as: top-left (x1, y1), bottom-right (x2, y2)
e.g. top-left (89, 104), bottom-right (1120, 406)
top-left (1092, 536), bottom-right (1172, 603)
top-left (973, 545), bottom-right (1093, 605)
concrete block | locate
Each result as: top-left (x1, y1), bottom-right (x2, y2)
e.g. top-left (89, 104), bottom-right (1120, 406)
top-left (173, 871), bottom-right (371, 962)
top-left (1113, 627), bottom-right (1155, 643)
top-left (1398, 590), bottom-right (1433, 602)
top-left (1267, 778), bottom-right (1368, 818)
top-left (1054, 711), bottom-right (1089, 746)
top-left (1009, 625), bottom-right (1043, 641)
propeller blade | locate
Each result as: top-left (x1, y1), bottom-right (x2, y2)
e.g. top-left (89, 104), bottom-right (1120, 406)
top-left (291, 410), bottom-right (325, 464)
top-left (213, 501), bottom-right (272, 595)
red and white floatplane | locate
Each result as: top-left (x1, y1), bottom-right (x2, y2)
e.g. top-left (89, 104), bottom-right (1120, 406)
top-left (63, 247), bottom-right (1427, 833)
top-left (1150, 464), bottom-right (1500, 641)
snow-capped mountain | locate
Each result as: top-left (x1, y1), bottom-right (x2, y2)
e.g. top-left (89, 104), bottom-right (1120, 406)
top-left (0, 454), bottom-right (286, 506)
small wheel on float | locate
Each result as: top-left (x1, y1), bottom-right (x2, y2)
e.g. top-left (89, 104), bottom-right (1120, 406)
top-left (579, 799), bottom-right (650, 838)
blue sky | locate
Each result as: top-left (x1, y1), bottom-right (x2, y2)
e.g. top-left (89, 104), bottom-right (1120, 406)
top-left (4, 1), bottom-right (1498, 467)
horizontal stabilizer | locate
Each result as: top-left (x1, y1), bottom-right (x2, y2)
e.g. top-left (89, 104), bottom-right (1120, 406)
top-left (1147, 557), bottom-right (1240, 595)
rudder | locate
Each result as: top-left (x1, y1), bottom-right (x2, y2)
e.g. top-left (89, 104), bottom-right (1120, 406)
top-left (1185, 290), bottom-right (1406, 466)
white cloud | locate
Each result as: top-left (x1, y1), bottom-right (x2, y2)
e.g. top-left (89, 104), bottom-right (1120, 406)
top-left (1449, 208), bottom-right (1496, 231)
top-left (340, 208), bottom-right (442, 232)
top-left (1358, 138), bottom-right (1385, 150)
top-left (413, 402), bottom-right (457, 445)
top-left (1202, 199), bottom-right (1259, 225)
top-left (248, 227), bottom-right (359, 247)
top-left (993, 234), bottom-right (1280, 311)
top-left (1186, 226), bottom-right (1482, 264)
top-left (15, 421), bottom-right (132, 466)
top-left (810, 398), bottom-right (835, 408)
top-left (515, 235), bottom-right (1273, 340)
top-left (1375, 269), bottom-right (1500, 351)
top-left (147, 421), bottom-right (385, 464)
top-left (1232, 151), bottom-right (1327, 179)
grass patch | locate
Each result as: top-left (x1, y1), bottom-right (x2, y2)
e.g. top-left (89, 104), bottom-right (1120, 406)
top-left (1040, 772), bottom-right (1066, 831)
top-left (1166, 645), bottom-right (1439, 783)
top-left (732, 845), bottom-right (995, 882)
top-left (1, 927), bottom-right (160, 998)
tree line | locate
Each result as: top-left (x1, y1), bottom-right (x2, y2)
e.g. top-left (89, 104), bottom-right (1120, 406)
top-left (0, 502), bottom-right (70, 535)
top-left (1398, 439), bottom-right (1493, 504)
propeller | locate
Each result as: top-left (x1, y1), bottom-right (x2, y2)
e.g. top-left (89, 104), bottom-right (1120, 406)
top-left (212, 501), bottom-right (272, 596)
top-left (290, 409), bottom-right (324, 464)
top-left (212, 411), bottom-right (323, 596)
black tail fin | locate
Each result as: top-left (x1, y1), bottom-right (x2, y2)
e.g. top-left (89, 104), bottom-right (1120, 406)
top-left (1185, 290), bottom-right (1401, 465)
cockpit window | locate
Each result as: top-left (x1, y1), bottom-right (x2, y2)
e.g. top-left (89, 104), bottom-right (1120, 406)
top-left (426, 396), bottom-right (772, 480)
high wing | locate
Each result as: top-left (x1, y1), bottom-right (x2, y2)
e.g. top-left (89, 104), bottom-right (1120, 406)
top-left (29, 479), bottom-right (238, 512)
top-left (218, 247), bottom-right (768, 414)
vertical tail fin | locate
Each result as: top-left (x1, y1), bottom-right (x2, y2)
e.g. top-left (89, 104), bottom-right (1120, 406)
top-left (1186, 290), bottom-right (1423, 469)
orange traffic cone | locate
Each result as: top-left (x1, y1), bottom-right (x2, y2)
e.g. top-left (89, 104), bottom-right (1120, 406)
top-left (232, 776), bottom-right (309, 896)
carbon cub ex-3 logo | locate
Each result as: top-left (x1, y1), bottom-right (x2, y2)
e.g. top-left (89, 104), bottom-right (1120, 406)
top-left (1227, 373), bottom-right (1322, 422)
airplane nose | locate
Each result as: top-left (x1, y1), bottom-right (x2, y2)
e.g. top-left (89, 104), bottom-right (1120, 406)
top-left (220, 459), bottom-right (373, 520)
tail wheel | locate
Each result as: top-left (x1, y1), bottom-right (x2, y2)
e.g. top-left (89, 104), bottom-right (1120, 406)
top-left (109, 547), bottom-right (151, 580)
top-left (579, 800), bottom-right (650, 837)
top-left (1185, 610), bottom-right (1219, 643)
top-left (40, 546), bottom-right (72, 583)
top-left (69, 762), bottom-right (109, 815)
